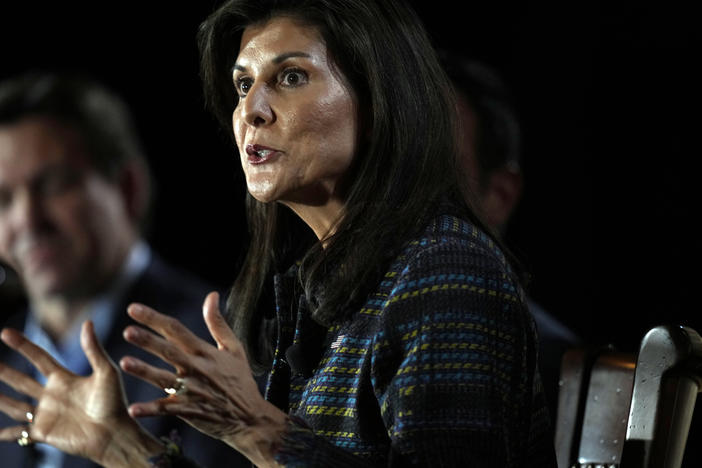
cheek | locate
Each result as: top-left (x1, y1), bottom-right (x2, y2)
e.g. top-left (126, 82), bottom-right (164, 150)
top-left (0, 223), bottom-right (11, 259)
top-left (62, 183), bottom-right (120, 242)
top-left (48, 196), bottom-right (93, 241)
top-left (294, 92), bottom-right (357, 167)
top-left (232, 108), bottom-right (246, 143)
top-left (232, 113), bottom-right (248, 165)
top-left (316, 105), bottom-right (357, 171)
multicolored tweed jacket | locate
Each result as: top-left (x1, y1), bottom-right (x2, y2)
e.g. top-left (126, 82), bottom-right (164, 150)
top-left (267, 213), bottom-right (557, 467)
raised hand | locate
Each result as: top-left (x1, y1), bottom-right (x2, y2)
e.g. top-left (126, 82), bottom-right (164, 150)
top-left (0, 321), bottom-right (163, 467)
top-left (120, 291), bottom-right (288, 466)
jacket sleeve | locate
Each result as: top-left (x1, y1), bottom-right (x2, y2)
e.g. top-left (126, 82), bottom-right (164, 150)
top-left (368, 240), bottom-right (542, 467)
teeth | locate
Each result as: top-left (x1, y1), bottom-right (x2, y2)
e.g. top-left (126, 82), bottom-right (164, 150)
top-left (257, 149), bottom-right (271, 157)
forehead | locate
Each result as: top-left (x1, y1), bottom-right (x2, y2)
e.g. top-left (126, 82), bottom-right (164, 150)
top-left (236, 16), bottom-right (326, 66)
top-left (0, 117), bottom-right (91, 182)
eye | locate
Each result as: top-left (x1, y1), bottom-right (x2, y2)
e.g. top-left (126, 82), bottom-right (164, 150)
top-left (235, 77), bottom-right (253, 97)
top-left (280, 68), bottom-right (308, 87)
top-left (35, 169), bottom-right (82, 197)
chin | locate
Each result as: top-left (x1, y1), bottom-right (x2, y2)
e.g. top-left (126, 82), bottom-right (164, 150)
top-left (24, 266), bottom-right (74, 297)
top-left (247, 180), bottom-right (280, 203)
top-left (28, 282), bottom-right (67, 300)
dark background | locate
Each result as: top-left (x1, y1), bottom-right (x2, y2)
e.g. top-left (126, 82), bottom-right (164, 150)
top-left (1, 0), bottom-right (699, 354)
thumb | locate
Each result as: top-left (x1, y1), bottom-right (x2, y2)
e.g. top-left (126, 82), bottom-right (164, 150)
top-left (202, 291), bottom-right (238, 351)
top-left (80, 320), bottom-right (114, 375)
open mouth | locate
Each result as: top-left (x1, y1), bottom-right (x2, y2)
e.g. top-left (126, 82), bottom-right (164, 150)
top-left (246, 144), bottom-right (279, 164)
top-left (253, 149), bottom-right (273, 158)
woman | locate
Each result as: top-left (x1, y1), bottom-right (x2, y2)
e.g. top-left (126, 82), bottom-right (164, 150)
top-left (0, 0), bottom-right (556, 466)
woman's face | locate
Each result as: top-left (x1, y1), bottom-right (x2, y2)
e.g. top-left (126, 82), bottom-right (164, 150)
top-left (232, 16), bottom-right (358, 208)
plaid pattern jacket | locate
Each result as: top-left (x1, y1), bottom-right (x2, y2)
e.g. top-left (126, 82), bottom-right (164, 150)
top-left (265, 213), bottom-right (557, 467)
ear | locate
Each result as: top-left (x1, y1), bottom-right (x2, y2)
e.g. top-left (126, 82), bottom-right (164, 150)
top-left (481, 167), bottom-right (523, 232)
top-left (117, 159), bottom-right (149, 225)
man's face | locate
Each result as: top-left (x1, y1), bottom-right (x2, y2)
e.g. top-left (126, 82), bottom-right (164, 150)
top-left (0, 117), bottom-right (134, 300)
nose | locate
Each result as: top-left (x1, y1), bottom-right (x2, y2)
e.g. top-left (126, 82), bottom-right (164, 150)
top-left (238, 82), bottom-right (275, 127)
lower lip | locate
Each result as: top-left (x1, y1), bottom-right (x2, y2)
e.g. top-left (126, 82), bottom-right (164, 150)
top-left (248, 151), bottom-right (280, 165)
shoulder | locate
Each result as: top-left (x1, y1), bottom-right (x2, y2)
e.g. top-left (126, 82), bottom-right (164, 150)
top-left (388, 213), bottom-right (518, 291)
top-left (367, 214), bottom-right (538, 393)
top-left (366, 213), bottom-right (527, 329)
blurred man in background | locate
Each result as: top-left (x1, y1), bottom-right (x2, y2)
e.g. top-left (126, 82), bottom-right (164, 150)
top-left (441, 51), bottom-right (581, 423)
top-left (0, 72), bottom-right (246, 468)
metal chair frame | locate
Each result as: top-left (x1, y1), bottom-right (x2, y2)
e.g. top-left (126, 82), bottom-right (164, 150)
top-left (554, 325), bottom-right (702, 468)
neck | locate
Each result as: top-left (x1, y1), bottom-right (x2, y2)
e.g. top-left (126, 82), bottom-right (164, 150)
top-left (282, 198), bottom-right (345, 244)
top-left (31, 295), bottom-right (93, 343)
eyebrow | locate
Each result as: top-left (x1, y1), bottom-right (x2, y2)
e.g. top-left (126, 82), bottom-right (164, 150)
top-left (233, 51), bottom-right (312, 72)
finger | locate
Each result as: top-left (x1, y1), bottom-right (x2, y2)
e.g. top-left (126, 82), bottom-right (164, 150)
top-left (202, 292), bottom-right (239, 351)
top-left (127, 304), bottom-right (205, 352)
top-left (0, 425), bottom-right (31, 443)
top-left (0, 328), bottom-right (62, 377)
top-left (123, 325), bottom-right (192, 373)
top-left (119, 356), bottom-right (177, 392)
top-left (128, 397), bottom-right (168, 418)
top-left (81, 320), bottom-right (115, 375)
top-left (0, 393), bottom-right (34, 422)
top-left (129, 400), bottom-right (221, 422)
top-left (0, 362), bottom-right (43, 399)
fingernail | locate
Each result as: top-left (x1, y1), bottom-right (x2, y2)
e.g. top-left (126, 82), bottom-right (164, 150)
top-left (120, 356), bottom-right (136, 370)
top-left (123, 326), bottom-right (142, 341)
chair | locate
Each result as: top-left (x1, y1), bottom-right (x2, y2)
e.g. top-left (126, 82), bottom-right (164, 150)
top-left (554, 325), bottom-right (702, 468)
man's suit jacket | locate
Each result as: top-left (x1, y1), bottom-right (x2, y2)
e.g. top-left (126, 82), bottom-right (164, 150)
top-left (0, 254), bottom-right (250, 468)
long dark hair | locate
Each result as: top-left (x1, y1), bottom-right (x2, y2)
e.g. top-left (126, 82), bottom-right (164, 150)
top-left (198, 0), bottom-right (487, 372)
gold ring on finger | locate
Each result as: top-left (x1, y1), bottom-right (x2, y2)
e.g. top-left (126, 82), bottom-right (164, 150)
top-left (17, 429), bottom-right (32, 446)
top-left (164, 377), bottom-right (187, 396)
